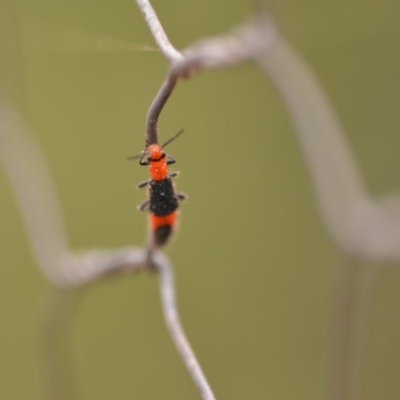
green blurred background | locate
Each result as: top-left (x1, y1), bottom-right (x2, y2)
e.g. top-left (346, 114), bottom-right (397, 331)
top-left (1, 0), bottom-right (400, 399)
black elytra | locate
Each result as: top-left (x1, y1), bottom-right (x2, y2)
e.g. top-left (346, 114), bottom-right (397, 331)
top-left (148, 178), bottom-right (179, 217)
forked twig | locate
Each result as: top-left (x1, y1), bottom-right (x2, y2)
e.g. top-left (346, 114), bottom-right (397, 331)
top-left (135, 0), bottom-right (275, 146)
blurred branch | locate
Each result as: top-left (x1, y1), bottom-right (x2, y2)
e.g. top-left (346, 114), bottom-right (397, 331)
top-left (255, 23), bottom-right (400, 400)
top-left (0, 97), bottom-right (147, 287)
top-left (255, 29), bottom-right (400, 262)
top-left (0, 96), bottom-right (146, 400)
top-left (255, 35), bottom-right (367, 256)
top-left (0, 98), bottom-right (69, 279)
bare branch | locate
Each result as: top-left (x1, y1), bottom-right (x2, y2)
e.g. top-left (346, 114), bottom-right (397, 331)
top-left (0, 98), bottom-right (147, 287)
top-left (134, 0), bottom-right (183, 62)
top-left (154, 252), bottom-right (217, 400)
top-left (56, 247), bottom-right (145, 287)
top-left (178, 14), bottom-right (276, 72)
top-left (146, 71), bottom-right (179, 145)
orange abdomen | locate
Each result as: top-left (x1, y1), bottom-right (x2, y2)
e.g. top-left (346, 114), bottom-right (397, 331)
top-left (150, 211), bottom-right (178, 246)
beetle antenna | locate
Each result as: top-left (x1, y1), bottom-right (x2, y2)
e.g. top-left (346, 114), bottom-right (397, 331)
top-left (161, 128), bottom-right (184, 149)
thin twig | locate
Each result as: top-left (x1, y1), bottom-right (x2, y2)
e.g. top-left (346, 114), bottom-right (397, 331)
top-left (145, 71), bottom-right (179, 145)
top-left (134, 0), bottom-right (183, 145)
top-left (154, 252), bottom-right (217, 400)
top-left (134, 0), bottom-right (183, 62)
top-left (56, 247), bottom-right (145, 288)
